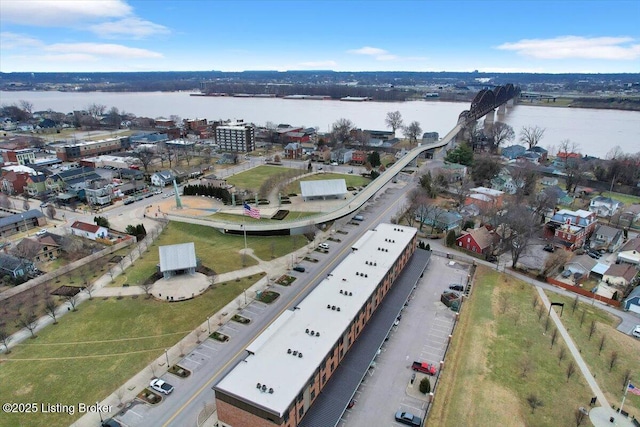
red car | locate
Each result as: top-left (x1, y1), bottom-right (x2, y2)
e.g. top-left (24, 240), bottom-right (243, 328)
top-left (411, 361), bottom-right (437, 375)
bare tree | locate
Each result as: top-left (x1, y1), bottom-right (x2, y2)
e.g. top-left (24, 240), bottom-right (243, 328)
top-left (83, 281), bottom-right (96, 300)
top-left (140, 282), bottom-right (154, 298)
top-left (622, 370), bottom-right (632, 391)
top-left (532, 295), bottom-right (539, 309)
top-left (137, 147), bottom-right (155, 173)
top-left (17, 311), bottom-right (38, 338)
top-left (558, 346), bottom-right (567, 364)
top-left (537, 304), bottom-right (545, 320)
top-left (542, 250), bottom-right (574, 278)
top-left (385, 111), bottom-right (403, 135)
top-left (520, 356), bottom-right (533, 378)
top-left (0, 193), bottom-right (11, 209)
top-left (544, 315), bottom-right (551, 332)
top-left (504, 204), bottom-right (536, 268)
top-left (23, 197), bottom-right (30, 211)
top-left (571, 295), bottom-right (580, 314)
top-left (0, 328), bottom-right (12, 353)
top-left (579, 310), bottom-right (586, 327)
top-left (526, 394), bottom-right (543, 413)
top-left (86, 103), bottom-right (106, 119)
top-left (588, 320), bottom-right (597, 340)
top-left (331, 118), bottom-right (355, 144)
top-left (488, 122), bottom-right (515, 152)
top-left (403, 121), bottom-right (422, 146)
top-left (598, 335), bottom-right (606, 355)
top-left (115, 386), bottom-right (126, 408)
top-left (575, 408), bottom-right (587, 426)
top-left (550, 328), bottom-right (558, 348)
top-left (519, 125), bottom-right (545, 149)
top-left (44, 298), bottom-right (59, 324)
top-left (46, 204), bottom-right (56, 219)
top-left (65, 293), bottom-right (80, 311)
top-left (19, 99), bottom-right (34, 115)
top-left (608, 351), bottom-right (618, 371)
top-left (566, 361), bottom-right (576, 381)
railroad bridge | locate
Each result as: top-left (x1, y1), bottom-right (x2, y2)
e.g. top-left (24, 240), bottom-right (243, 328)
top-left (457, 83), bottom-right (521, 133)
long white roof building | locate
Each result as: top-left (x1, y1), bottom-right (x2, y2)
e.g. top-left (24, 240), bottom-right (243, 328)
top-left (215, 223), bottom-right (416, 417)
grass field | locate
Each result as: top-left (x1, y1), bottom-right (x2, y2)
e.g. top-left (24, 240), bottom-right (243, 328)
top-left (0, 275), bottom-right (263, 427)
top-left (428, 267), bottom-right (592, 427)
top-left (601, 191), bottom-right (640, 206)
top-left (543, 292), bottom-right (640, 419)
top-left (210, 211), bottom-right (320, 223)
top-left (226, 165), bottom-right (296, 190)
top-left (283, 173), bottom-right (370, 194)
top-left (110, 221), bottom-right (309, 287)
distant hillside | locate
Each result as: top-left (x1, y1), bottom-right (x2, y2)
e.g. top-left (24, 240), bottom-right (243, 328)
top-left (569, 97), bottom-right (640, 111)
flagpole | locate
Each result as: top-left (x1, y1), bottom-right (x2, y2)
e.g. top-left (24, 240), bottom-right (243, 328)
top-left (619, 379), bottom-right (630, 414)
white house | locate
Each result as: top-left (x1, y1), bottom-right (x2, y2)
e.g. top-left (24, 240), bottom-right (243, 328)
top-left (151, 170), bottom-right (174, 187)
top-left (589, 196), bottom-right (621, 217)
top-left (617, 237), bottom-right (640, 265)
top-left (70, 221), bottom-right (108, 241)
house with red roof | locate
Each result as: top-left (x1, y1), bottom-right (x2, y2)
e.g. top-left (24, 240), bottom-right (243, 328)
top-left (70, 221), bottom-right (108, 241)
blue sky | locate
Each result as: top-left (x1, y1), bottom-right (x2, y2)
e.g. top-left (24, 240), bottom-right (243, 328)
top-left (1, 0), bottom-right (639, 73)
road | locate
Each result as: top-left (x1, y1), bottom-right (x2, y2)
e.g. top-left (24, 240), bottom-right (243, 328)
top-left (116, 179), bottom-right (417, 427)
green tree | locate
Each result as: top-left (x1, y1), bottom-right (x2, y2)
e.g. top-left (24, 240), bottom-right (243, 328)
top-left (471, 155), bottom-right (501, 186)
top-left (445, 143), bottom-right (474, 166)
top-left (367, 151), bottom-right (381, 168)
top-left (446, 230), bottom-right (457, 247)
top-left (94, 216), bottom-right (110, 228)
top-left (419, 377), bottom-right (431, 394)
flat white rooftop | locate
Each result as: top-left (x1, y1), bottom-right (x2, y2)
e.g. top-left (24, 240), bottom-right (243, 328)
top-left (215, 223), bottom-right (416, 417)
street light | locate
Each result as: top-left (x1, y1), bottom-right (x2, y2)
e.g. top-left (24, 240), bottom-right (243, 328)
top-left (164, 348), bottom-right (170, 367)
top-left (206, 316), bottom-right (211, 334)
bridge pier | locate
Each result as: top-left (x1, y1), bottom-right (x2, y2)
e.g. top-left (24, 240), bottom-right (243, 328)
top-left (483, 109), bottom-right (495, 132)
top-left (497, 103), bottom-right (506, 116)
top-left (506, 98), bottom-right (515, 107)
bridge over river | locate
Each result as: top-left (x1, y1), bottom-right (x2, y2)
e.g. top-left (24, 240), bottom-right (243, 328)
top-left (167, 84), bottom-right (520, 234)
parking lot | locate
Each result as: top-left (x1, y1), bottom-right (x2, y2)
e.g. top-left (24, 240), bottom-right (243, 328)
top-left (338, 254), bottom-right (466, 427)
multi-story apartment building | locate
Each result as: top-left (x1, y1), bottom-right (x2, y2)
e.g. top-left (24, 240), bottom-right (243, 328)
top-left (214, 223), bottom-right (417, 427)
top-left (54, 136), bottom-right (130, 161)
top-left (215, 122), bottom-right (255, 153)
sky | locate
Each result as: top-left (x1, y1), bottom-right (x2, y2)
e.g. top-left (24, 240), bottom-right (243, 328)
top-left (1, 0), bottom-right (639, 74)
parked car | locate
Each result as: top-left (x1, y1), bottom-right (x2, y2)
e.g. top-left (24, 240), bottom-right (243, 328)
top-left (154, 189), bottom-right (163, 195)
top-left (293, 265), bottom-right (305, 272)
top-left (101, 419), bottom-right (121, 427)
top-left (35, 229), bottom-right (47, 237)
top-left (449, 284), bottom-right (464, 292)
top-left (561, 270), bottom-right (572, 278)
top-left (587, 250), bottom-right (601, 259)
top-left (543, 244), bottom-right (555, 253)
top-left (123, 197), bottom-right (135, 205)
top-left (319, 243), bottom-right (330, 250)
top-left (150, 378), bottom-right (174, 395)
top-left (395, 411), bottom-right (422, 426)
top-left (352, 214), bottom-right (364, 221)
top-left (633, 325), bottom-right (640, 338)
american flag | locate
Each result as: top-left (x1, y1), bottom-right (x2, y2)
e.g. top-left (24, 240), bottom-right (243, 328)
top-left (243, 203), bottom-right (261, 219)
top-left (628, 383), bottom-right (640, 396)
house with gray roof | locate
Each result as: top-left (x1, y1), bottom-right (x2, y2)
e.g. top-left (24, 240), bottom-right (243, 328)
top-left (589, 196), bottom-right (621, 218)
top-left (501, 145), bottom-right (526, 160)
top-left (0, 253), bottom-right (34, 279)
top-left (415, 206), bottom-right (463, 232)
top-left (151, 170), bottom-right (174, 187)
top-left (592, 224), bottom-right (624, 253)
top-left (0, 209), bottom-right (46, 238)
top-left (617, 237), bottom-right (640, 266)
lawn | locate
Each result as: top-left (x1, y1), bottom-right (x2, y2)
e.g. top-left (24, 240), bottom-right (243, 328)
top-left (0, 275), bottom-right (263, 427)
top-left (601, 191), bottom-right (640, 206)
top-left (226, 165), bottom-right (296, 190)
top-left (110, 221), bottom-right (309, 287)
top-left (210, 211), bottom-right (320, 223)
top-left (543, 291), bottom-right (640, 419)
top-left (283, 173), bottom-right (370, 194)
top-left (428, 267), bottom-right (592, 427)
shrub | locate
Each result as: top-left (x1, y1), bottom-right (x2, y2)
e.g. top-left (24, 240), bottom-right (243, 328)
top-left (419, 377), bottom-right (431, 394)
top-left (446, 230), bottom-right (457, 247)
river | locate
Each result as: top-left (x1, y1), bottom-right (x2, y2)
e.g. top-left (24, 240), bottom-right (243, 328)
top-left (1, 91), bottom-right (639, 158)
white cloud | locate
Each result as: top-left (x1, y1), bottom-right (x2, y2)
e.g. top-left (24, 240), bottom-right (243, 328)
top-left (497, 36), bottom-right (640, 60)
top-left (348, 46), bottom-right (389, 56)
top-left (0, 32), bottom-right (43, 49)
top-left (45, 43), bottom-right (163, 59)
top-left (89, 17), bottom-right (170, 39)
top-left (0, 0), bottom-right (132, 26)
top-left (298, 60), bottom-right (338, 68)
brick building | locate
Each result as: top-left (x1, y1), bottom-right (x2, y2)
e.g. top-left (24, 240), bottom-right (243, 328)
top-left (544, 209), bottom-right (597, 250)
top-left (214, 224), bottom-right (417, 427)
top-left (54, 136), bottom-right (130, 161)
